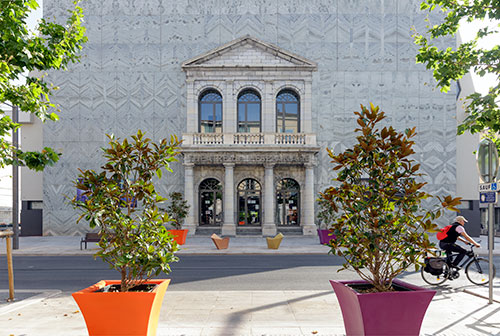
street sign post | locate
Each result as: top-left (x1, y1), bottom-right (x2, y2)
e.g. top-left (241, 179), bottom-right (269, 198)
top-left (479, 192), bottom-right (497, 204)
top-left (476, 138), bottom-right (499, 305)
top-left (479, 182), bottom-right (498, 192)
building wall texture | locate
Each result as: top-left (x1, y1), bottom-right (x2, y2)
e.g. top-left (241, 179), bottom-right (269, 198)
top-left (42, 0), bottom-right (456, 235)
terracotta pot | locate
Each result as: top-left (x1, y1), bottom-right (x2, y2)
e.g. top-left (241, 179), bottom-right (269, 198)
top-left (330, 279), bottom-right (435, 336)
top-left (72, 279), bottom-right (170, 336)
top-left (168, 229), bottom-right (188, 245)
top-left (317, 229), bottom-right (335, 245)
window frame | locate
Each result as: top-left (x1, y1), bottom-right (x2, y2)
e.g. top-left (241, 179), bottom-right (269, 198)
top-left (276, 89), bottom-right (300, 133)
top-left (237, 89), bottom-right (262, 133)
top-left (198, 89), bottom-right (223, 133)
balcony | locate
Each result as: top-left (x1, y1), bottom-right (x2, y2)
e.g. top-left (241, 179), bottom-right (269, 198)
top-left (182, 133), bottom-right (317, 146)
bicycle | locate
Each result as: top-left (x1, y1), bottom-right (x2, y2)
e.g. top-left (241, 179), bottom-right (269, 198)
top-left (421, 243), bottom-right (496, 286)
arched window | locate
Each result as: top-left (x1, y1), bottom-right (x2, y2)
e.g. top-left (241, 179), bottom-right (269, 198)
top-left (276, 178), bottom-right (300, 226)
top-left (199, 90), bottom-right (222, 133)
top-left (238, 90), bottom-right (261, 133)
top-left (276, 90), bottom-right (300, 133)
top-left (199, 178), bottom-right (223, 226)
top-left (237, 178), bottom-right (261, 226)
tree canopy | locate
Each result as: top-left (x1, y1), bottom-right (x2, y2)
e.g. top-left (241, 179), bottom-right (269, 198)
top-left (414, 0), bottom-right (500, 141)
top-left (0, 0), bottom-right (87, 170)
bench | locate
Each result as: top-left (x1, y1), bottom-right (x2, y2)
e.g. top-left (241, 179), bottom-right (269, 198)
top-left (210, 233), bottom-right (230, 250)
top-left (80, 232), bottom-right (101, 250)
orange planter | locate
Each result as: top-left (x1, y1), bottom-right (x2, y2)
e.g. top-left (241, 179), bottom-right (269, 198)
top-left (72, 279), bottom-right (170, 336)
top-left (168, 229), bottom-right (188, 245)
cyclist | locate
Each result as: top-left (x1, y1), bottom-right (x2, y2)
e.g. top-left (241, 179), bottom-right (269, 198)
top-left (439, 216), bottom-right (480, 269)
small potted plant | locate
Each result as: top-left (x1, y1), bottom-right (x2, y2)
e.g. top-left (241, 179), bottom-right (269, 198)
top-left (164, 191), bottom-right (190, 245)
top-left (71, 130), bottom-right (182, 336)
top-left (316, 193), bottom-right (337, 245)
top-left (320, 104), bottom-right (461, 336)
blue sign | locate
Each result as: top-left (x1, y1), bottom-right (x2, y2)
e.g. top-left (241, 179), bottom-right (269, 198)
top-left (480, 192), bottom-right (497, 204)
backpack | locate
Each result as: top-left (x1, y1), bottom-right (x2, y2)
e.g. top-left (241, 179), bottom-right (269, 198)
top-left (437, 225), bottom-right (453, 241)
top-left (424, 257), bottom-right (445, 276)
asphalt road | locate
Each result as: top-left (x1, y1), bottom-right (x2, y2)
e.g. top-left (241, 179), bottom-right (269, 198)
top-left (0, 255), bottom-right (352, 292)
top-left (1, 255), bottom-right (499, 292)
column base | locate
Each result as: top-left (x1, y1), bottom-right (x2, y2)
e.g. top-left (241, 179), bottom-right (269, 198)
top-left (262, 223), bottom-right (277, 237)
top-left (301, 224), bottom-right (316, 236)
top-left (221, 223), bottom-right (236, 236)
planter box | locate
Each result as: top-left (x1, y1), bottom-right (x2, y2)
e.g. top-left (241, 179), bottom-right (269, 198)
top-left (330, 279), bottom-right (435, 336)
top-left (317, 229), bottom-right (335, 245)
top-left (72, 279), bottom-right (170, 336)
top-left (168, 229), bottom-right (188, 245)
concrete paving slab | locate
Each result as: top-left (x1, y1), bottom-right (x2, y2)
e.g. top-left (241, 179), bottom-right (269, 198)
top-left (0, 289), bottom-right (499, 336)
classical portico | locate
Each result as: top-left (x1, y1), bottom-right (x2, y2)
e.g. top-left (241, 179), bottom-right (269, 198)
top-left (181, 36), bottom-right (319, 236)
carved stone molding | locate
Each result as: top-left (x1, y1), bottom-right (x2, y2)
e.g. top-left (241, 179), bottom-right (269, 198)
top-left (183, 151), bottom-right (316, 166)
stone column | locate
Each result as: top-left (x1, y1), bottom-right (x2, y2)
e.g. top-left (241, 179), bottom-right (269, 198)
top-left (262, 163), bottom-right (277, 236)
top-left (183, 162), bottom-right (196, 235)
top-left (222, 163), bottom-right (236, 236)
top-left (302, 163), bottom-right (316, 235)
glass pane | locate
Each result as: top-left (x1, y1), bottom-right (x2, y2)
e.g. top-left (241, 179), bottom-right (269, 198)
top-left (284, 103), bottom-right (298, 133)
top-left (201, 91), bottom-right (222, 102)
top-left (247, 192), bottom-right (260, 225)
top-left (215, 196), bottom-right (223, 225)
top-left (238, 193), bottom-right (246, 225)
top-left (239, 92), bottom-right (260, 102)
top-left (215, 103), bottom-right (222, 121)
top-left (276, 104), bottom-right (284, 133)
top-left (238, 103), bottom-right (246, 121)
top-left (238, 123), bottom-right (247, 133)
top-left (200, 191), bottom-right (215, 225)
top-left (247, 103), bottom-right (260, 121)
top-left (200, 103), bottom-right (213, 133)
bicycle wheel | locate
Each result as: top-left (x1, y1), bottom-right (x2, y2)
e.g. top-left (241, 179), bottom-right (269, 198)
top-left (466, 257), bottom-right (496, 285)
top-left (421, 262), bottom-right (449, 285)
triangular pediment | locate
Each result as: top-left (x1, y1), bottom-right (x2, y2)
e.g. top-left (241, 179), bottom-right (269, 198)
top-left (182, 36), bottom-right (317, 70)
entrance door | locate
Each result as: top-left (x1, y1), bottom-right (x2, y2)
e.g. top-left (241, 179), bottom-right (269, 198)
top-left (199, 178), bottom-right (223, 226)
top-left (237, 178), bottom-right (261, 226)
top-left (276, 178), bottom-right (300, 226)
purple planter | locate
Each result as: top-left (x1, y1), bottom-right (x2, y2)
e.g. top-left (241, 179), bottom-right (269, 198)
top-left (330, 279), bottom-right (435, 336)
top-left (317, 229), bottom-right (335, 245)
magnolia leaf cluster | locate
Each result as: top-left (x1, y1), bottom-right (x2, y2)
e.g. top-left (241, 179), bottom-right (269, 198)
top-left (320, 104), bottom-right (461, 292)
top-left (72, 130), bottom-right (181, 292)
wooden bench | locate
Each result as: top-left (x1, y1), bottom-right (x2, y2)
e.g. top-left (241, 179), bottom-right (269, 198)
top-left (80, 232), bottom-right (101, 250)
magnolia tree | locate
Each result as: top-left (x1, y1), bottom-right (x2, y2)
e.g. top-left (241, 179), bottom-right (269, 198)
top-left (165, 192), bottom-right (190, 230)
top-left (72, 131), bottom-right (181, 292)
top-left (320, 104), bottom-right (461, 292)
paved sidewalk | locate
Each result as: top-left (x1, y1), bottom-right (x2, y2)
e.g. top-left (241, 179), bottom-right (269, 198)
top-left (1, 234), bottom-right (499, 256)
top-left (0, 234), bottom-right (499, 335)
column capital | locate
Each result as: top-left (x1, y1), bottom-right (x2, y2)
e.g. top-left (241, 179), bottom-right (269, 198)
top-left (264, 163), bottom-right (275, 169)
top-left (183, 162), bottom-right (195, 168)
top-left (223, 162), bottom-right (235, 168)
top-left (305, 162), bottom-right (315, 169)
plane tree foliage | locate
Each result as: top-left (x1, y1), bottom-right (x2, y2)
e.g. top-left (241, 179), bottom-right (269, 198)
top-left (0, 0), bottom-right (87, 170)
top-left (414, 0), bottom-right (500, 146)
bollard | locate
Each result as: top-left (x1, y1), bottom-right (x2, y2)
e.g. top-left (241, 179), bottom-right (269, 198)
top-left (0, 231), bottom-right (15, 301)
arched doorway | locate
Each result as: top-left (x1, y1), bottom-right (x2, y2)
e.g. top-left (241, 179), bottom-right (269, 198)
top-left (199, 178), bottom-right (223, 226)
top-left (237, 178), bottom-right (261, 226)
top-left (276, 178), bottom-right (300, 226)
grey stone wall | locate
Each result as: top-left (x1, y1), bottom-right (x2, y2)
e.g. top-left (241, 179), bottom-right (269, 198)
top-left (42, 0), bottom-right (456, 235)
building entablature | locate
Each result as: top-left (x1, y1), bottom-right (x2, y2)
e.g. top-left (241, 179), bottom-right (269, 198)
top-left (182, 150), bottom-right (319, 167)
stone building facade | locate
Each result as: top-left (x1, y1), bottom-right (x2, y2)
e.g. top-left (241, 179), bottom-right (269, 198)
top-left (29, 0), bottom-right (457, 235)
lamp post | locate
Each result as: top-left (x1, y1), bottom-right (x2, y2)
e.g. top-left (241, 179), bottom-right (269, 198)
top-left (12, 105), bottom-right (19, 250)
